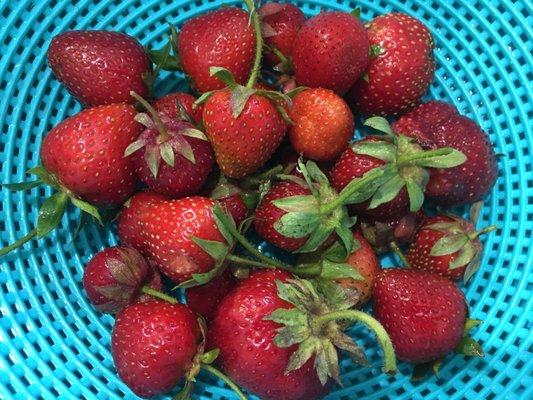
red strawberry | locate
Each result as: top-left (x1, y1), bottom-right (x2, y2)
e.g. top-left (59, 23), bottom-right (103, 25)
top-left (121, 195), bottom-right (227, 283)
top-left (360, 209), bottom-right (426, 253)
top-left (210, 269), bottom-right (396, 399)
top-left (185, 269), bottom-right (235, 320)
top-left (347, 13), bottom-right (435, 116)
top-left (137, 263), bottom-right (164, 303)
top-left (407, 213), bottom-right (496, 281)
top-left (254, 181), bottom-right (312, 251)
top-left (289, 88), bottom-right (354, 161)
top-left (393, 102), bottom-right (498, 205)
top-left (259, 2), bottom-right (306, 67)
top-left (117, 191), bottom-right (167, 251)
top-left (47, 31), bottom-right (151, 106)
top-left (216, 194), bottom-right (248, 226)
top-left (112, 301), bottom-right (200, 398)
top-left (152, 92), bottom-right (204, 124)
top-left (41, 103), bottom-right (142, 207)
top-left (292, 12), bottom-right (369, 94)
top-left (125, 96), bottom-right (214, 198)
top-left (82, 246), bottom-right (150, 313)
top-left (178, 8), bottom-right (255, 92)
top-left (336, 231), bottom-right (381, 306)
top-left (373, 268), bottom-right (467, 363)
top-left (203, 89), bottom-right (287, 178)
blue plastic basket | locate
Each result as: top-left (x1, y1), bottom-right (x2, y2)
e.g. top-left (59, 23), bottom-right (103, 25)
top-left (0, 0), bottom-right (531, 399)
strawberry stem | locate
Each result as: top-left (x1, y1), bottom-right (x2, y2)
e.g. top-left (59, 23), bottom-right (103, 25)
top-left (390, 241), bottom-right (409, 267)
top-left (244, 0), bottom-right (263, 89)
top-left (311, 309), bottom-right (397, 374)
top-left (468, 224), bottom-right (498, 240)
top-left (226, 254), bottom-right (320, 277)
top-left (0, 228), bottom-right (37, 256)
top-left (130, 91), bottom-right (171, 141)
top-left (140, 285), bottom-right (178, 304)
top-left (201, 364), bottom-right (248, 400)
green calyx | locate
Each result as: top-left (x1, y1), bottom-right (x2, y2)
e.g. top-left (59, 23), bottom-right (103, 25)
top-left (0, 166), bottom-right (103, 257)
top-left (147, 24), bottom-right (181, 73)
top-left (426, 204), bottom-right (497, 282)
top-left (265, 278), bottom-right (397, 385)
top-left (353, 117), bottom-right (467, 213)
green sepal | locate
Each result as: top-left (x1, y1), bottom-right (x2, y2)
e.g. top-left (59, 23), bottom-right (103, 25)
top-left (463, 249), bottom-right (483, 282)
top-left (266, 307), bottom-right (309, 328)
top-left (426, 221), bottom-right (456, 232)
top-left (306, 160), bottom-right (329, 187)
top-left (212, 204), bottom-right (236, 247)
top-left (285, 86), bottom-right (307, 99)
top-left (3, 180), bottom-right (42, 191)
top-left (200, 349), bottom-right (220, 365)
top-left (370, 44), bottom-right (384, 58)
top-left (191, 237), bottom-right (228, 262)
top-left (272, 195), bottom-right (317, 213)
top-left (36, 192), bottom-right (68, 238)
top-left (363, 116), bottom-right (394, 136)
top-left (193, 91), bottom-right (215, 108)
top-left (352, 141), bottom-right (396, 162)
top-left (351, 8), bottom-right (361, 18)
top-left (70, 197), bottom-right (103, 225)
top-left (340, 165), bottom-right (390, 204)
top-left (174, 135), bottom-right (196, 164)
top-left (411, 148), bottom-right (466, 168)
top-left (430, 233), bottom-right (469, 256)
top-left (145, 145), bottom-right (160, 178)
top-left (209, 66), bottom-right (237, 88)
top-left (405, 177), bottom-right (425, 212)
top-left (295, 223), bottom-right (333, 253)
top-left (274, 211), bottom-right (320, 239)
top-left (28, 166), bottom-right (57, 187)
top-left (455, 337), bottom-right (484, 357)
top-left (334, 222), bottom-right (356, 258)
top-left (469, 201), bottom-right (484, 225)
top-left (368, 174), bottom-right (405, 209)
top-left (160, 141), bottom-right (176, 166)
top-left (179, 261), bottom-right (226, 289)
top-left (147, 41), bottom-right (181, 72)
top-left (181, 128), bottom-right (208, 141)
top-left (449, 242), bottom-right (477, 269)
top-left (463, 318), bottom-right (482, 335)
top-left (230, 85), bottom-right (256, 118)
top-left (320, 260), bottom-right (363, 281)
top-left (124, 138), bottom-right (147, 157)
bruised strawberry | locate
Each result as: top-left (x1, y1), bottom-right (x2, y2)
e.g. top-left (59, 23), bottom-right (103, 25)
top-left (373, 268), bottom-right (467, 363)
top-left (153, 92), bottom-right (204, 124)
top-left (178, 8), bottom-right (255, 92)
top-left (48, 31), bottom-right (151, 106)
top-left (347, 13), bottom-right (435, 116)
top-left (393, 101), bottom-right (498, 205)
top-left (407, 211), bottom-right (496, 281)
top-left (292, 12), bottom-right (369, 94)
top-left (185, 269), bottom-right (235, 320)
top-left (112, 301), bottom-right (200, 397)
top-left (289, 88), bottom-right (354, 161)
top-left (260, 2), bottom-right (306, 67)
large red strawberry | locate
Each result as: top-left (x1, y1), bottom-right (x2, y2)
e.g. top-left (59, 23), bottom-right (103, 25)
top-left (393, 101), bottom-right (498, 205)
top-left (153, 92), bottom-right (204, 124)
top-left (407, 211), bottom-right (496, 281)
top-left (347, 13), bottom-right (435, 116)
top-left (118, 194), bottom-right (228, 284)
top-left (209, 269), bottom-right (396, 400)
top-left (112, 301), bottom-right (201, 397)
top-left (292, 11), bottom-right (369, 94)
top-left (125, 94), bottom-right (213, 198)
top-left (259, 2), bottom-right (306, 67)
top-left (185, 269), bottom-right (235, 320)
top-left (178, 7), bottom-right (255, 92)
top-left (289, 88), bottom-right (354, 161)
top-left (373, 268), bottom-right (467, 363)
top-left (48, 31), bottom-right (151, 106)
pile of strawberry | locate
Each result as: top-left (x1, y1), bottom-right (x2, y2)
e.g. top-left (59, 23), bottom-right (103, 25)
top-left (1, 1), bottom-right (499, 399)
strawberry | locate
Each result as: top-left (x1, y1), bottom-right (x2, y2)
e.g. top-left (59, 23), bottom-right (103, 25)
top-left (111, 301), bottom-right (201, 398)
top-left (216, 194), bottom-right (248, 227)
top-left (292, 11), bottom-right (369, 94)
top-left (83, 246), bottom-right (150, 313)
top-left (125, 94), bottom-right (214, 198)
top-left (209, 269), bottom-right (396, 400)
top-left (407, 208), bottom-right (496, 281)
top-left (185, 269), bottom-right (235, 320)
top-left (289, 88), bottom-right (354, 161)
top-left (118, 194), bottom-right (228, 284)
top-left (47, 31), bottom-right (151, 106)
top-left (137, 263), bottom-right (164, 303)
top-left (360, 209), bottom-right (426, 253)
top-left (178, 7), bottom-right (255, 92)
top-left (153, 92), bottom-right (204, 124)
top-left (335, 231), bottom-right (381, 306)
top-left (393, 102), bottom-right (498, 206)
top-left (373, 268), bottom-right (472, 364)
top-left (259, 2), bottom-right (306, 67)
top-left (329, 117), bottom-right (466, 220)
top-left (347, 13), bottom-right (435, 116)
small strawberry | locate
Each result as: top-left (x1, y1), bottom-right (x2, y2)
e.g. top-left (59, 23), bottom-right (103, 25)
top-left (152, 92), bottom-right (204, 124)
top-left (289, 88), bottom-right (354, 161)
top-left (185, 269), bottom-right (235, 320)
top-left (178, 7), bottom-right (255, 92)
top-left (47, 31), bottom-right (151, 106)
top-left (137, 263), bottom-right (165, 303)
top-left (407, 206), bottom-right (496, 281)
top-left (83, 246), bottom-right (150, 313)
top-left (1, 104), bottom-right (143, 257)
top-left (347, 13), bottom-right (435, 116)
top-left (393, 102), bottom-right (498, 205)
top-left (373, 268), bottom-right (481, 367)
top-left (206, 176), bottom-right (251, 226)
top-left (259, 2), bottom-right (306, 67)
top-left (292, 11), bottom-right (369, 94)
top-left (329, 117), bottom-right (466, 220)
top-left (209, 269), bottom-right (396, 400)
top-left (125, 93), bottom-right (214, 198)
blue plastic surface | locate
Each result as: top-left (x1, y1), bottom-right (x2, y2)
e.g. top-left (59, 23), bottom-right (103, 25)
top-left (0, 1), bottom-right (531, 399)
